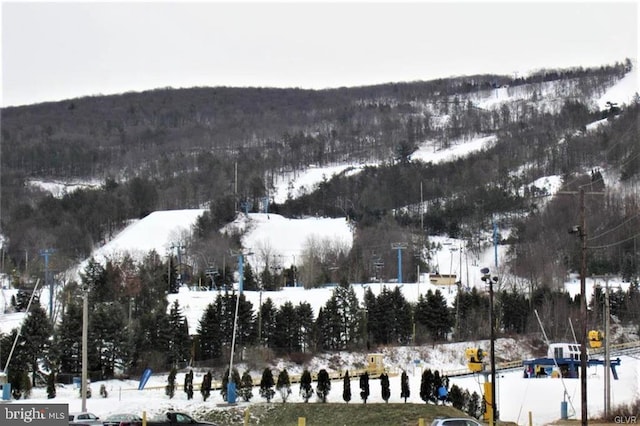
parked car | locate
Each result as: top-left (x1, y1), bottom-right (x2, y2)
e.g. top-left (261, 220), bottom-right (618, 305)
top-left (69, 412), bottom-right (102, 425)
top-left (431, 418), bottom-right (483, 426)
top-left (102, 413), bottom-right (143, 426)
top-left (146, 411), bottom-right (216, 426)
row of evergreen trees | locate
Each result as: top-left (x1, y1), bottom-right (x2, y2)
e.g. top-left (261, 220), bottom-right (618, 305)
top-left (161, 365), bottom-right (483, 418)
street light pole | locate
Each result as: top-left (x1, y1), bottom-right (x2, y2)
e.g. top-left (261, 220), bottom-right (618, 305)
top-left (81, 286), bottom-right (88, 412)
top-left (481, 268), bottom-right (498, 426)
top-left (227, 250), bottom-right (252, 404)
top-left (227, 253), bottom-right (243, 404)
top-left (489, 276), bottom-right (496, 426)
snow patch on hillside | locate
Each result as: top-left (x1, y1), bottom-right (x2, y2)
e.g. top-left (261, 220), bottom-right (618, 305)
top-left (412, 135), bottom-right (498, 164)
top-left (28, 178), bottom-right (103, 198)
top-left (595, 65), bottom-right (639, 109)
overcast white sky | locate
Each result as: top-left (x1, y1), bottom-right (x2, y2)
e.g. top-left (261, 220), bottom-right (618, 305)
top-left (1, 1), bottom-right (638, 107)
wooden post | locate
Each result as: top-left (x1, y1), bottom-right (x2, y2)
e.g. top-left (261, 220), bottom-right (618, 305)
top-left (298, 417), bottom-right (306, 426)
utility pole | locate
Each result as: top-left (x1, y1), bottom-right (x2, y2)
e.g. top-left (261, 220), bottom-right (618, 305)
top-left (579, 188), bottom-right (588, 426)
top-left (391, 243), bottom-right (407, 284)
top-left (561, 185), bottom-right (605, 426)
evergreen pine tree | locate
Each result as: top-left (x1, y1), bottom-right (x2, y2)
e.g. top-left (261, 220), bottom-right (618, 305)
top-left (299, 369), bottom-right (313, 403)
top-left (295, 302), bottom-right (315, 353)
top-left (54, 301), bottom-right (82, 376)
top-left (342, 370), bottom-right (351, 403)
top-left (400, 370), bottom-right (410, 403)
top-left (259, 298), bottom-right (278, 348)
top-left (242, 262), bottom-right (258, 291)
top-left (363, 288), bottom-right (377, 347)
top-left (46, 371), bottom-right (56, 399)
top-left (9, 369), bottom-right (31, 399)
top-left (420, 368), bottom-right (434, 403)
top-left (99, 383), bottom-right (108, 398)
top-left (89, 301), bottom-right (128, 380)
top-left (183, 369), bottom-right (194, 400)
top-left (239, 370), bottom-right (254, 402)
top-left (196, 303), bottom-right (221, 361)
top-left (371, 287), bottom-right (392, 344)
top-left (432, 370), bottom-right (443, 404)
top-left (449, 384), bottom-right (466, 410)
top-left (316, 369), bottom-right (331, 403)
top-left (380, 372), bottom-right (390, 403)
top-left (259, 368), bottom-right (275, 402)
top-left (274, 302), bottom-right (299, 353)
top-left (201, 371), bottom-right (212, 401)
top-left (390, 287), bottom-right (413, 343)
top-left (467, 390), bottom-right (481, 419)
top-left (276, 369), bottom-right (292, 403)
top-left (359, 371), bottom-right (370, 403)
top-left (21, 303), bottom-right (52, 386)
top-left (168, 300), bottom-right (191, 367)
top-left (165, 367), bottom-right (177, 399)
top-left (235, 293), bottom-right (256, 348)
top-left (422, 290), bottom-right (453, 341)
top-left (218, 292), bottom-right (236, 348)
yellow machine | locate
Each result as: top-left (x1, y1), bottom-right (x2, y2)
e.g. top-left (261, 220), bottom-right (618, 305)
top-left (465, 347), bottom-right (485, 372)
top-left (588, 330), bottom-right (603, 348)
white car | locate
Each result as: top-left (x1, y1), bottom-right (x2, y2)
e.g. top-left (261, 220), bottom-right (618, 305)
top-left (431, 418), bottom-right (483, 426)
top-left (69, 412), bottom-right (102, 425)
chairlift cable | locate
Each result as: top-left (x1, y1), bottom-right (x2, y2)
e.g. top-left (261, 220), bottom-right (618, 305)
top-left (534, 309), bottom-right (577, 418)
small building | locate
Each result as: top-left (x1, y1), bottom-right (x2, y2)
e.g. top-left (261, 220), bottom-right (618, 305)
top-left (429, 273), bottom-right (457, 286)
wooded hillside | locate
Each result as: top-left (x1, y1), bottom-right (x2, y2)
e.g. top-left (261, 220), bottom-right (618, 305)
top-left (0, 61), bottom-right (637, 288)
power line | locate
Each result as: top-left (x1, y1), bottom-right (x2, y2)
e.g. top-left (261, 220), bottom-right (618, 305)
top-left (588, 212), bottom-right (640, 241)
top-left (587, 232), bottom-right (640, 250)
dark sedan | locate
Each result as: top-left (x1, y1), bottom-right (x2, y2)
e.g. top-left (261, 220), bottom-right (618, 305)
top-left (102, 413), bottom-right (143, 426)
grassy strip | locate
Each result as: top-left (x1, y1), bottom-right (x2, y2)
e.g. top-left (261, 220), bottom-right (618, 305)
top-left (204, 402), bottom-right (475, 426)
